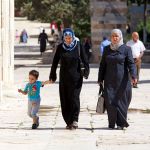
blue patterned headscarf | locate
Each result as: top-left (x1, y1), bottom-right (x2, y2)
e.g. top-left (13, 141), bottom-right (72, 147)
top-left (62, 28), bottom-right (77, 51)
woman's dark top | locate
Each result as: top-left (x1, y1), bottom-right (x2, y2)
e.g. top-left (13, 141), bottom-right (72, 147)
top-left (49, 43), bottom-right (89, 82)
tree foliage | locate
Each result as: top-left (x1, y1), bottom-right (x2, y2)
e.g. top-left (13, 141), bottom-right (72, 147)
top-left (15, 0), bottom-right (32, 10)
top-left (127, 0), bottom-right (150, 6)
top-left (15, 0), bottom-right (90, 39)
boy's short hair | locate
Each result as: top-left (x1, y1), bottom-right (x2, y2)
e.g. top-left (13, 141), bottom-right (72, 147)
top-left (29, 70), bottom-right (39, 79)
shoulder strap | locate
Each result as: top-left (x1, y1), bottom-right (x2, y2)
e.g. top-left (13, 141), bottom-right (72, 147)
top-left (77, 41), bottom-right (83, 63)
top-left (77, 41), bottom-right (81, 57)
top-left (99, 83), bottom-right (104, 95)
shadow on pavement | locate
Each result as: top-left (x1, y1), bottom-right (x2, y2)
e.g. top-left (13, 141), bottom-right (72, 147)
top-left (0, 127), bottom-right (112, 131)
top-left (139, 80), bottom-right (150, 84)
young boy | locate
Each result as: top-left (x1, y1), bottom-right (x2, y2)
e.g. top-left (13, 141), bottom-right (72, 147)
top-left (18, 70), bottom-right (51, 129)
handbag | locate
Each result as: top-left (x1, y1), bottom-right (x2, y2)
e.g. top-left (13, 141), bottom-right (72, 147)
top-left (96, 83), bottom-right (105, 114)
top-left (77, 42), bottom-right (88, 79)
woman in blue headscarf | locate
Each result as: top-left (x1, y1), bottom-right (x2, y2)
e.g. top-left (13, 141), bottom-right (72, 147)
top-left (49, 28), bottom-right (89, 129)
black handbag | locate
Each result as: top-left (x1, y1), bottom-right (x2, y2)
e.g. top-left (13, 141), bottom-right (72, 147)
top-left (78, 42), bottom-right (88, 79)
top-left (96, 84), bottom-right (105, 114)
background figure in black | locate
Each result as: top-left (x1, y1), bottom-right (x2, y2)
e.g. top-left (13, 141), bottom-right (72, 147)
top-left (98, 29), bottom-right (137, 130)
top-left (38, 29), bottom-right (48, 56)
top-left (126, 24), bottom-right (131, 34)
top-left (49, 28), bottom-right (89, 130)
top-left (83, 37), bottom-right (92, 62)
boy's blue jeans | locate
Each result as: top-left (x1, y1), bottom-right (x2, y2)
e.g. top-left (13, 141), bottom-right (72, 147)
top-left (28, 100), bottom-right (40, 118)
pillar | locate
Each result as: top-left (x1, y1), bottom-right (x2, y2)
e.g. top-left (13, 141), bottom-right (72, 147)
top-left (0, 0), bottom-right (14, 101)
top-left (90, 0), bottom-right (127, 63)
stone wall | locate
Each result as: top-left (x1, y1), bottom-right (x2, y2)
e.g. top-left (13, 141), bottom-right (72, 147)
top-left (90, 0), bottom-right (127, 63)
top-left (129, 4), bottom-right (150, 33)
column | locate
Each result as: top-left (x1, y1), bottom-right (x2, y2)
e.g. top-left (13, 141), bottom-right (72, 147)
top-left (0, 0), bottom-right (14, 101)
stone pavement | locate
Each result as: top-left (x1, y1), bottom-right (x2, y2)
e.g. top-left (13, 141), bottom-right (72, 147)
top-left (14, 17), bottom-right (57, 46)
top-left (0, 46), bottom-right (150, 150)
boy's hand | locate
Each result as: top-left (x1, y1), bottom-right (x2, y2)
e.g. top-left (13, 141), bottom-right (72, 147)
top-left (18, 89), bottom-right (22, 93)
top-left (18, 89), bottom-right (27, 95)
top-left (42, 80), bottom-right (53, 85)
top-left (45, 81), bottom-right (50, 84)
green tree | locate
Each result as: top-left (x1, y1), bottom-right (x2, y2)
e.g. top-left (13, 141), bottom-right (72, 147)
top-left (15, 0), bottom-right (32, 10)
top-left (23, 2), bottom-right (36, 20)
top-left (16, 0), bottom-right (90, 39)
top-left (127, 0), bottom-right (149, 42)
top-left (72, 0), bottom-right (90, 39)
top-left (127, 0), bottom-right (144, 6)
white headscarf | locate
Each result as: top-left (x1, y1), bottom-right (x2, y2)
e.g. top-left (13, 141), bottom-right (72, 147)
top-left (110, 29), bottom-right (124, 50)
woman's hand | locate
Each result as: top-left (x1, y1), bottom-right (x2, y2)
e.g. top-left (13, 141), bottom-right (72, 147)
top-left (132, 78), bottom-right (138, 86)
top-left (50, 80), bottom-right (55, 84)
top-left (97, 82), bottom-right (103, 86)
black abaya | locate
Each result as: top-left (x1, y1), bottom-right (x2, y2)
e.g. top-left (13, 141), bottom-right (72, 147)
top-left (49, 43), bottom-right (89, 125)
top-left (98, 44), bottom-right (136, 128)
top-left (38, 33), bottom-right (48, 53)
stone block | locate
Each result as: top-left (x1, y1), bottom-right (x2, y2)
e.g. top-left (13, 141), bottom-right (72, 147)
top-left (91, 0), bottom-right (127, 63)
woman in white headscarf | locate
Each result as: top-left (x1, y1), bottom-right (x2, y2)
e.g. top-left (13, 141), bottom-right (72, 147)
top-left (98, 29), bottom-right (137, 130)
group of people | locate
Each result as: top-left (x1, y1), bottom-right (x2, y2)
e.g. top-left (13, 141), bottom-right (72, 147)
top-left (18, 28), bottom-right (145, 131)
top-left (38, 29), bottom-right (62, 56)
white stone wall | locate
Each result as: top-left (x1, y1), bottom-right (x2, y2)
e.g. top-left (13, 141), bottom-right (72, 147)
top-left (0, 0), bottom-right (14, 101)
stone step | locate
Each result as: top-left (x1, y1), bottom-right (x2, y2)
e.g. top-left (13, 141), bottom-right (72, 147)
top-left (14, 46), bottom-right (55, 65)
top-left (14, 46), bottom-right (150, 64)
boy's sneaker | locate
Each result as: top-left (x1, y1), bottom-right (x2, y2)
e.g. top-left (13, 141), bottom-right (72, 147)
top-left (32, 123), bottom-right (38, 129)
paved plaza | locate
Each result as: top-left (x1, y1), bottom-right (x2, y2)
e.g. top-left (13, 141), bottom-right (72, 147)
top-left (0, 43), bottom-right (150, 150)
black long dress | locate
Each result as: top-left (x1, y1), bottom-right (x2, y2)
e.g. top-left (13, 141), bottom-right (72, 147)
top-left (38, 33), bottom-right (48, 53)
top-left (98, 44), bottom-right (136, 128)
top-left (49, 43), bottom-right (89, 126)
top-left (84, 41), bottom-right (91, 61)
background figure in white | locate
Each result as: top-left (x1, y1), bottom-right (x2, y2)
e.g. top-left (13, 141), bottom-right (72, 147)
top-left (126, 32), bottom-right (146, 88)
top-left (39, 26), bottom-right (44, 34)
